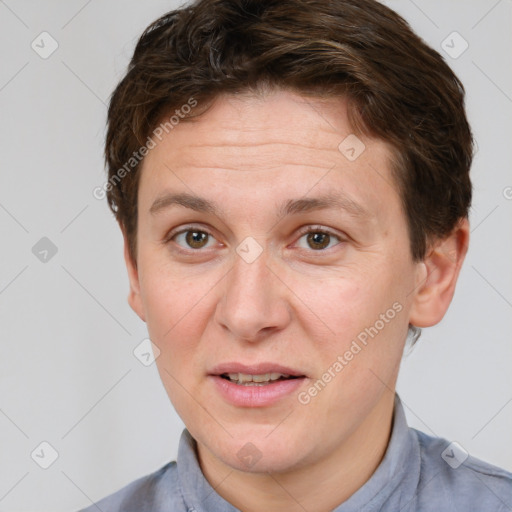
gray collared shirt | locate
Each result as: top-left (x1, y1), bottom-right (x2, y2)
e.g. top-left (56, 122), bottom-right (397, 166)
top-left (80, 394), bottom-right (512, 511)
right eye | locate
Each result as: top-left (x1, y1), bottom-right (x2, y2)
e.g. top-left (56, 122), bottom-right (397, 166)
top-left (171, 228), bottom-right (217, 250)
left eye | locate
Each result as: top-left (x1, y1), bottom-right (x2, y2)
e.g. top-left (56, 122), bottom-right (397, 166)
top-left (296, 230), bottom-right (342, 251)
top-left (172, 230), bottom-right (216, 250)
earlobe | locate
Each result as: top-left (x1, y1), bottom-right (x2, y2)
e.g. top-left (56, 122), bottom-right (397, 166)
top-left (122, 231), bottom-right (146, 323)
top-left (408, 218), bottom-right (469, 328)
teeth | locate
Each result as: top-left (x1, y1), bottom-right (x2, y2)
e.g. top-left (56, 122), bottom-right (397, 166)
top-left (225, 372), bottom-right (291, 385)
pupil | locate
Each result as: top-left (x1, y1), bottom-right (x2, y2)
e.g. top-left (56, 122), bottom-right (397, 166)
top-left (307, 232), bottom-right (329, 250)
top-left (186, 231), bottom-right (207, 248)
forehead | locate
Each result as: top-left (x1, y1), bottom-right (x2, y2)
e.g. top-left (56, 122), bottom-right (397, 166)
top-left (138, 90), bottom-right (401, 221)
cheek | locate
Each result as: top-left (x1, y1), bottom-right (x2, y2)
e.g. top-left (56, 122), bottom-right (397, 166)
top-left (298, 266), bottom-right (409, 387)
top-left (299, 269), bottom-right (400, 340)
top-left (140, 268), bottom-right (210, 416)
top-left (138, 258), bottom-right (209, 349)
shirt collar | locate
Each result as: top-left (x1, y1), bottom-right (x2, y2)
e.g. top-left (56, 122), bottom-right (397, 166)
top-left (177, 431), bottom-right (239, 512)
top-left (177, 393), bottom-right (420, 512)
top-left (332, 393), bottom-right (421, 511)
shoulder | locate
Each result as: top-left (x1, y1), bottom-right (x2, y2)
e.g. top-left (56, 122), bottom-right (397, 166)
top-left (412, 428), bottom-right (512, 511)
top-left (78, 461), bottom-right (187, 512)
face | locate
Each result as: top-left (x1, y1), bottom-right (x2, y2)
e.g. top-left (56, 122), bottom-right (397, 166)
top-left (126, 89), bottom-right (429, 474)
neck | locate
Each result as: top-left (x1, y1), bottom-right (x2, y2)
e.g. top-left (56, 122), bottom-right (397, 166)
top-left (197, 391), bottom-right (396, 512)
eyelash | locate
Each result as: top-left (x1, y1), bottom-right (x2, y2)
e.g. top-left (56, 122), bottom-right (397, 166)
top-left (164, 224), bottom-right (345, 254)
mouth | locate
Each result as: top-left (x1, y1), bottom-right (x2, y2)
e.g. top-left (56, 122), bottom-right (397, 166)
top-left (208, 362), bottom-right (307, 407)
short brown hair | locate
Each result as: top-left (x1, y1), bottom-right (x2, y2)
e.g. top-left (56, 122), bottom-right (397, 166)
top-left (105, 0), bottom-right (473, 266)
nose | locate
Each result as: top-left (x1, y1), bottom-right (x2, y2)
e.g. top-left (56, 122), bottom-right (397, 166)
top-left (214, 243), bottom-right (292, 342)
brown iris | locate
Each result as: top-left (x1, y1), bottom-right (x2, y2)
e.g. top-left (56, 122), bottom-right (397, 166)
top-left (185, 231), bottom-right (208, 249)
top-left (307, 232), bottom-right (330, 250)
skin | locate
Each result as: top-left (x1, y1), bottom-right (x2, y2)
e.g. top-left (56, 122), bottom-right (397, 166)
top-left (123, 89), bottom-right (469, 512)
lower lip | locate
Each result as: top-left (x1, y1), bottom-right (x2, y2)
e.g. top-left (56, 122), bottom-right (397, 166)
top-left (209, 375), bottom-right (306, 407)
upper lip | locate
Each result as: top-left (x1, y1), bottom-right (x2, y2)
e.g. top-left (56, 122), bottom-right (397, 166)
top-left (209, 362), bottom-right (306, 377)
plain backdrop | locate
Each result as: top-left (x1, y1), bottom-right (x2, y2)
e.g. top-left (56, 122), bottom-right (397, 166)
top-left (0, 1), bottom-right (511, 510)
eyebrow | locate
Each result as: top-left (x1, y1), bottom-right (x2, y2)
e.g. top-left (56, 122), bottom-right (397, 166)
top-left (149, 191), bottom-right (371, 219)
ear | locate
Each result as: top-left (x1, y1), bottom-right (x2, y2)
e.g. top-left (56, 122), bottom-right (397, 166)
top-left (122, 229), bottom-right (146, 322)
top-left (408, 218), bottom-right (469, 328)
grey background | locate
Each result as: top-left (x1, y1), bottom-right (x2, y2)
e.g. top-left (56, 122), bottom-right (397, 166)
top-left (0, 1), bottom-right (511, 510)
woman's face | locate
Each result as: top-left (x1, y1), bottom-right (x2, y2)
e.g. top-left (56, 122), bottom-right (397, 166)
top-left (125, 89), bottom-right (425, 474)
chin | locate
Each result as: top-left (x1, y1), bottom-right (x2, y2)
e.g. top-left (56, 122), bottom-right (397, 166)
top-left (208, 429), bottom-right (313, 474)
